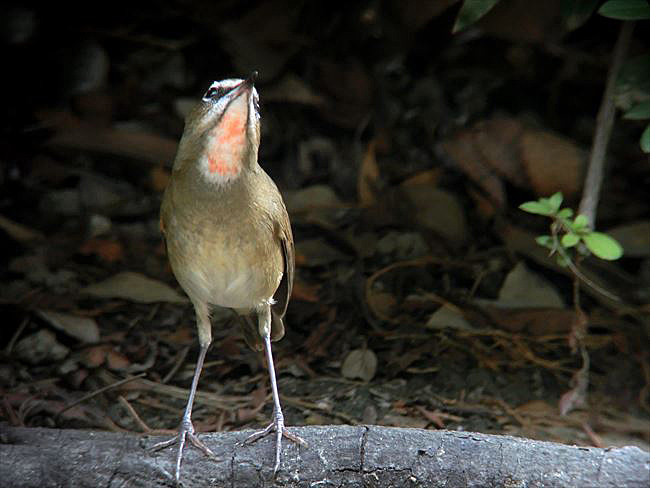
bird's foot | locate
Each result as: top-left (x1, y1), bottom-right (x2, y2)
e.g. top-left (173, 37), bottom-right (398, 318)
top-left (149, 418), bottom-right (219, 484)
top-left (242, 409), bottom-right (307, 475)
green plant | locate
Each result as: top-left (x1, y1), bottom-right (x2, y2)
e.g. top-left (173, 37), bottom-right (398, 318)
top-left (598, 0), bottom-right (650, 152)
top-left (452, 0), bottom-right (500, 33)
top-left (519, 192), bottom-right (623, 263)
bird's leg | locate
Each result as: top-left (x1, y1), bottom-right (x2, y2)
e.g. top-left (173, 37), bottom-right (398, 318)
top-left (243, 305), bottom-right (307, 474)
top-left (150, 302), bottom-right (218, 483)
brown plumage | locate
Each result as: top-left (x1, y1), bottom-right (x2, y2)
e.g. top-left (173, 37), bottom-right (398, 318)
top-left (153, 74), bottom-right (305, 483)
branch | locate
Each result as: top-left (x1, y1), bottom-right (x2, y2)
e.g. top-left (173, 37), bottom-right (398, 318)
top-left (1, 425), bottom-right (648, 487)
top-left (578, 21), bottom-right (635, 227)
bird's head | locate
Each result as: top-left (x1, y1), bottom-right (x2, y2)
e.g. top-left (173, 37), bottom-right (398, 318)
top-left (178, 72), bottom-right (261, 185)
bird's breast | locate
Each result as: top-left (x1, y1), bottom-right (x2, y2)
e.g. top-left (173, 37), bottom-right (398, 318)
top-left (165, 209), bottom-right (282, 311)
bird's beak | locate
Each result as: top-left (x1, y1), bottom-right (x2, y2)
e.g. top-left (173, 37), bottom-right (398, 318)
top-left (231, 71), bottom-right (258, 100)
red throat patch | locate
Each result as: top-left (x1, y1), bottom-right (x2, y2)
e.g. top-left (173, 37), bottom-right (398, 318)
top-left (202, 96), bottom-right (248, 183)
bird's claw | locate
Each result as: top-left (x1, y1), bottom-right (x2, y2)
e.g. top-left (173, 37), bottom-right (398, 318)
top-left (242, 411), bottom-right (307, 475)
top-left (149, 421), bottom-right (218, 484)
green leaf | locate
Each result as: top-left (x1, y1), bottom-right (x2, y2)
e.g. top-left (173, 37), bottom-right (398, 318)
top-left (536, 235), bottom-right (554, 248)
top-left (598, 0), bottom-right (650, 19)
top-left (623, 100), bottom-right (650, 120)
top-left (562, 0), bottom-right (600, 30)
top-left (520, 201), bottom-right (554, 216)
top-left (561, 233), bottom-right (580, 248)
top-left (548, 192), bottom-right (564, 213)
top-left (641, 124), bottom-right (650, 153)
top-left (453, 0), bottom-right (501, 33)
top-left (572, 214), bottom-right (590, 231)
top-left (615, 55), bottom-right (650, 110)
top-left (557, 207), bottom-right (574, 219)
top-left (583, 232), bottom-right (623, 260)
top-left (556, 254), bottom-right (570, 267)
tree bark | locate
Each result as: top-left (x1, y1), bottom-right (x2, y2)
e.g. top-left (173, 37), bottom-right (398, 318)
top-left (0, 425), bottom-right (648, 487)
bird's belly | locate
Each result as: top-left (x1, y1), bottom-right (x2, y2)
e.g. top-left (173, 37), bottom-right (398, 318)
top-left (167, 225), bottom-right (281, 310)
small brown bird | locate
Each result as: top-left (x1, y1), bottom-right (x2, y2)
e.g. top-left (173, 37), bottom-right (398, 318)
top-left (154, 72), bottom-right (305, 482)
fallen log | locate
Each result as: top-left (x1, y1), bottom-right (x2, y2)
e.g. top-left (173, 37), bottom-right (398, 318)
top-left (0, 425), bottom-right (647, 487)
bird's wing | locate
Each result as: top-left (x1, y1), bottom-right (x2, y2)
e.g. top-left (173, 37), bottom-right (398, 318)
top-left (273, 222), bottom-right (294, 320)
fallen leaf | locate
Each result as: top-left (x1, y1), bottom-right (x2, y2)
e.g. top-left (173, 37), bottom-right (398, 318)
top-left (400, 168), bottom-right (442, 188)
top-left (366, 291), bottom-right (397, 320)
top-left (479, 306), bottom-right (577, 335)
top-left (495, 262), bottom-right (565, 308)
top-left (37, 310), bottom-right (100, 343)
top-left (399, 184), bottom-right (468, 247)
top-left (521, 129), bottom-right (585, 199)
top-left (82, 271), bottom-right (188, 304)
top-left (443, 117), bottom-right (586, 206)
top-left (441, 131), bottom-right (506, 207)
top-left (375, 231), bottom-right (429, 260)
top-left (88, 214), bottom-right (111, 238)
top-left (426, 303), bottom-right (474, 330)
top-left (473, 117), bottom-right (528, 187)
top-left (295, 238), bottom-right (349, 267)
top-left (79, 238), bottom-right (124, 263)
top-left (14, 330), bottom-right (70, 364)
top-left (341, 348), bottom-right (377, 382)
top-left (80, 345), bottom-right (109, 368)
top-left (106, 349), bottom-right (130, 371)
top-left (40, 110), bottom-right (178, 166)
top-left (0, 214), bottom-right (44, 243)
top-left (285, 184), bottom-right (343, 213)
top-left (358, 140), bottom-right (380, 207)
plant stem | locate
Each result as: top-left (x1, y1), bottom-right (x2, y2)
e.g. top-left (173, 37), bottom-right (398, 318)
top-left (578, 21), bottom-right (635, 227)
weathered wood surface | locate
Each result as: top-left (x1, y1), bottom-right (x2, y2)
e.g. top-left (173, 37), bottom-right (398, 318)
top-left (0, 425), bottom-right (648, 487)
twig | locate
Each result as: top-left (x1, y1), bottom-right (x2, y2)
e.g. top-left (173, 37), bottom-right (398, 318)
top-left (56, 373), bottom-right (146, 419)
top-left (2, 396), bottom-right (21, 426)
top-left (556, 241), bottom-right (620, 301)
top-left (365, 257), bottom-right (449, 323)
top-left (126, 342), bottom-right (158, 374)
top-left (161, 345), bottom-right (190, 384)
top-left (5, 317), bottom-right (29, 355)
top-left (578, 21), bottom-right (636, 227)
top-left (133, 378), bottom-right (251, 410)
top-left (582, 422), bottom-right (604, 448)
top-left (118, 395), bottom-right (152, 433)
top-left (280, 395), bottom-right (359, 425)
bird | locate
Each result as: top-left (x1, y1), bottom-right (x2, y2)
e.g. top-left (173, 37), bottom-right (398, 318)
top-left (153, 72), bottom-right (306, 483)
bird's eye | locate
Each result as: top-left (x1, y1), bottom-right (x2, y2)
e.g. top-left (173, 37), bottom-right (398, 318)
top-left (203, 85), bottom-right (226, 101)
